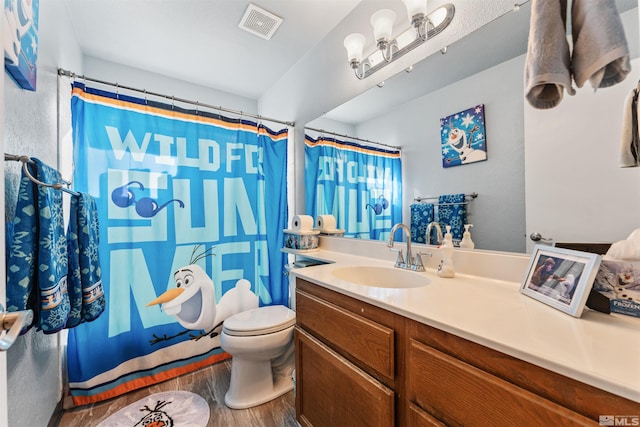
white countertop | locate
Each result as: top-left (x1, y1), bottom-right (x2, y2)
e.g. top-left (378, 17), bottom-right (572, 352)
top-left (289, 244), bottom-right (640, 404)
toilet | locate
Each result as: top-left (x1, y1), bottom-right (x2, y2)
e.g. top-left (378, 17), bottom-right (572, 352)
top-left (219, 304), bottom-right (296, 409)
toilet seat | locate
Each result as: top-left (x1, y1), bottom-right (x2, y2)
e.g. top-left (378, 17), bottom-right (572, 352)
top-left (222, 305), bottom-right (296, 337)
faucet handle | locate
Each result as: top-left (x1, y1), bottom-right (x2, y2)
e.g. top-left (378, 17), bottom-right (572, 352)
top-left (389, 247), bottom-right (405, 268)
top-left (412, 252), bottom-right (432, 271)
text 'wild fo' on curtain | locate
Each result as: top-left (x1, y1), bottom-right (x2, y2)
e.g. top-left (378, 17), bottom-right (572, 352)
top-left (67, 82), bottom-right (289, 405)
top-left (304, 135), bottom-right (402, 240)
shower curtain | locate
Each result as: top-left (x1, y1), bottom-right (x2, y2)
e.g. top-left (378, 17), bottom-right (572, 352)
top-left (66, 83), bottom-right (288, 405)
top-left (305, 135), bottom-right (402, 240)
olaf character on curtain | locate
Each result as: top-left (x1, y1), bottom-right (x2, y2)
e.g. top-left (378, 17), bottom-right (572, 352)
top-left (147, 245), bottom-right (258, 342)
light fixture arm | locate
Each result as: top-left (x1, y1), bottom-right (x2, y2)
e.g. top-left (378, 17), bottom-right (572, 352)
top-left (377, 39), bottom-right (398, 62)
top-left (352, 59), bottom-right (371, 80)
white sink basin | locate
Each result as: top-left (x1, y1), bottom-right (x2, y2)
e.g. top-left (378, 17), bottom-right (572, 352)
top-left (331, 266), bottom-right (430, 288)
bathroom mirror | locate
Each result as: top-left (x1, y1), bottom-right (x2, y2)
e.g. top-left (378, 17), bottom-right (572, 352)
top-left (306, 0), bottom-right (640, 254)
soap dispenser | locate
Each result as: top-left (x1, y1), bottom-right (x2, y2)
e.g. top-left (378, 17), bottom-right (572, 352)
top-left (459, 224), bottom-right (475, 249)
top-left (438, 225), bottom-right (456, 278)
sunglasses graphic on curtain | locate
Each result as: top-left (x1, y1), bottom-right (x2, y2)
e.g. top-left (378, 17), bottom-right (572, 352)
top-left (111, 181), bottom-right (185, 218)
top-left (365, 195), bottom-right (389, 215)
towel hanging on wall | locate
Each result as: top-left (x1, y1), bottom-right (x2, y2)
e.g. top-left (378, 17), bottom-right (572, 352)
top-left (525, 0), bottom-right (630, 109)
top-left (410, 203), bottom-right (434, 244)
top-left (524, 0), bottom-right (574, 109)
top-left (437, 193), bottom-right (467, 243)
top-left (6, 158), bottom-right (71, 333)
top-left (67, 193), bottom-right (105, 327)
top-left (571, 0), bottom-right (631, 90)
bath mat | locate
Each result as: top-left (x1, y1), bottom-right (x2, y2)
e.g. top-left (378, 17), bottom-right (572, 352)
top-left (97, 390), bottom-right (209, 427)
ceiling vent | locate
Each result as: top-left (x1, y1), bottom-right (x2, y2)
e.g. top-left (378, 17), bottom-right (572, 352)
top-left (238, 3), bottom-right (283, 40)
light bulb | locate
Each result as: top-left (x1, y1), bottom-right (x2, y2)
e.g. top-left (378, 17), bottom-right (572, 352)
top-left (401, 0), bottom-right (427, 20)
top-left (343, 33), bottom-right (366, 65)
top-left (370, 9), bottom-right (396, 43)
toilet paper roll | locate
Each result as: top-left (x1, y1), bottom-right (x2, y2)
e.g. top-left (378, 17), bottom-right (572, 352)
top-left (316, 215), bottom-right (337, 231)
top-left (292, 215), bottom-right (314, 231)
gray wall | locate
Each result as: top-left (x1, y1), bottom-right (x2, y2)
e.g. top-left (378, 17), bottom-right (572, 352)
top-left (356, 56), bottom-right (526, 253)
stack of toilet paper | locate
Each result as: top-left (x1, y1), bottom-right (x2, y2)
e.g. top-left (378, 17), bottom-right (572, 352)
top-left (283, 215), bottom-right (320, 251)
top-left (314, 214), bottom-right (344, 236)
top-left (593, 228), bottom-right (640, 318)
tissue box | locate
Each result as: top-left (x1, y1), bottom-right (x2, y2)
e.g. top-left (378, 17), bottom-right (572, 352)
top-left (283, 229), bottom-right (320, 251)
top-left (593, 259), bottom-right (640, 318)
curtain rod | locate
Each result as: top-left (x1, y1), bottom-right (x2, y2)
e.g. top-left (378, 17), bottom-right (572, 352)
top-left (57, 68), bottom-right (295, 128)
top-left (304, 126), bottom-right (401, 150)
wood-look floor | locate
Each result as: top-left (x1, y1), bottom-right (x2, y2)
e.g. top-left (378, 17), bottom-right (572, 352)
top-left (56, 359), bottom-right (298, 427)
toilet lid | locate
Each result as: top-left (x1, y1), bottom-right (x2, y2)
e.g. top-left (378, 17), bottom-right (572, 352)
top-left (222, 305), bottom-right (296, 336)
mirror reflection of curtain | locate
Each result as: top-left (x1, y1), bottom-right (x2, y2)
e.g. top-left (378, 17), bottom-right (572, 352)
top-left (305, 135), bottom-right (402, 240)
top-left (66, 83), bottom-right (289, 405)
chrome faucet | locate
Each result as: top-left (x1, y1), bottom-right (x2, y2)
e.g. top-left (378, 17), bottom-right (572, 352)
top-left (387, 223), bottom-right (425, 271)
top-left (426, 221), bottom-right (443, 246)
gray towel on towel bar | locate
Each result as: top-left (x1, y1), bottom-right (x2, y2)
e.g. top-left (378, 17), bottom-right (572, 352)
top-left (524, 0), bottom-right (574, 109)
top-left (524, 0), bottom-right (575, 109)
top-left (571, 0), bottom-right (630, 90)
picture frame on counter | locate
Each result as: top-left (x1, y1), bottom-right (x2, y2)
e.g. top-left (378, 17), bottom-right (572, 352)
top-left (520, 245), bottom-right (602, 317)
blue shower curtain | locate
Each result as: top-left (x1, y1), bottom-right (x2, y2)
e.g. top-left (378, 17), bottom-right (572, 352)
top-left (67, 83), bottom-right (288, 405)
top-left (305, 135), bottom-right (402, 240)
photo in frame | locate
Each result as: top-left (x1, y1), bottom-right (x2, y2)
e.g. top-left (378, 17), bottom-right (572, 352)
top-left (520, 245), bottom-right (602, 317)
top-left (3, 0), bottom-right (40, 90)
top-left (440, 104), bottom-right (487, 168)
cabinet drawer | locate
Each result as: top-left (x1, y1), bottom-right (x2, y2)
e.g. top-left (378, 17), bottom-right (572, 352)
top-left (408, 339), bottom-right (594, 426)
top-left (295, 327), bottom-right (395, 427)
top-left (296, 289), bottom-right (394, 381)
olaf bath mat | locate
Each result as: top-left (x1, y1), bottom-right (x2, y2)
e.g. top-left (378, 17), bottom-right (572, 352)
top-left (97, 391), bottom-right (210, 426)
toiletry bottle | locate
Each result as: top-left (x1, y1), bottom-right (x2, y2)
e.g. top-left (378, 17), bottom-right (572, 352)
top-left (459, 224), bottom-right (475, 249)
top-left (438, 225), bottom-right (455, 278)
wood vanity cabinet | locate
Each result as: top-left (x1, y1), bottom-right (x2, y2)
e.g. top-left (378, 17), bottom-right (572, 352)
top-left (295, 279), bottom-right (405, 426)
top-left (295, 278), bottom-right (640, 426)
top-left (407, 321), bottom-right (640, 426)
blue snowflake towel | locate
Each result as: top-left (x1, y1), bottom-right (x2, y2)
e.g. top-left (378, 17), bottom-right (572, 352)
top-left (438, 193), bottom-right (467, 244)
top-left (34, 158), bottom-right (70, 333)
top-left (66, 196), bottom-right (83, 327)
top-left (6, 165), bottom-right (39, 332)
top-left (78, 194), bottom-right (105, 321)
top-left (67, 193), bottom-right (105, 326)
top-left (410, 203), bottom-right (434, 244)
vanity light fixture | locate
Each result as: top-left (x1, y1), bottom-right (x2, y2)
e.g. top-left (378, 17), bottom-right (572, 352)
top-left (343, 1), bottom-right (455, 80)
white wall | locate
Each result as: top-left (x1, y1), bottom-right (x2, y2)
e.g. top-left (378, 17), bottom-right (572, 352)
top-left (525, 57), bottom-right (640, 249)
top-left (355, 56), bottom-right (526, 253)
top-left (82, 56), bottom-right (258, 116)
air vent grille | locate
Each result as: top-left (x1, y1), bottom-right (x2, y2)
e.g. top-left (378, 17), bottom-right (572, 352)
top-left (238, 3), bottom-right (283, 40)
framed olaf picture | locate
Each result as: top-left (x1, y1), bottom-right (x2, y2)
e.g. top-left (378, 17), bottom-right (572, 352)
top-left (520, 245), bottom-right (602, 317)
top-left (440, 104), bottom-right (487, 168)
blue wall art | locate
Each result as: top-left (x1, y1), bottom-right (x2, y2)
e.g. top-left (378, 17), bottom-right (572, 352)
top-left (440, 104), bottom-right (487, 168)
top-left (3, 0), bottom-right (39, 90)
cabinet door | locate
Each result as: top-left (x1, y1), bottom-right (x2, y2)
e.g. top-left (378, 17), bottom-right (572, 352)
top-left (408, 339), bottom-right (594, 426)
top-left (295, 327), bottom-right (394, 427)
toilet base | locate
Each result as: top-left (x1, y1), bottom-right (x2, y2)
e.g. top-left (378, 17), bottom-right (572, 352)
top-left (224, 357), bottom-right (294, 409)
